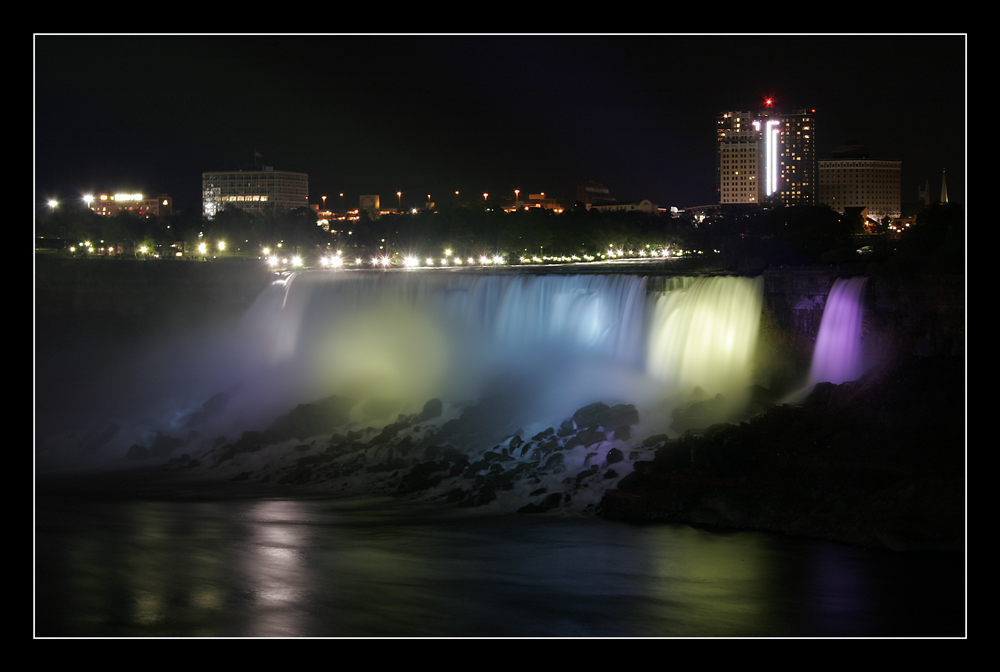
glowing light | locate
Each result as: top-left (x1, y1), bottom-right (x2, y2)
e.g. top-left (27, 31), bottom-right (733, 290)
top-left (292, 256), bottom-right (303, 267)
top-left (198, 242), bottom-right (208, 254)
top-left (766, 120), bottom-right (781, 196)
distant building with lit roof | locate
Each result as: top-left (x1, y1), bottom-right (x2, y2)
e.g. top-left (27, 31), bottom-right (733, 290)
top-left (88, 193), bottom-right (173, 217)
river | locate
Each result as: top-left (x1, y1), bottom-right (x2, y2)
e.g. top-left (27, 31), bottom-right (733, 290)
top-left (35, 468), bottom-right (965, 638)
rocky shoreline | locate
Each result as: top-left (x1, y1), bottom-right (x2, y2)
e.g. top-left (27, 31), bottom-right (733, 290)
top-left (603, 355), bottom-right (965, 552)
top-left (120, 353), bottom-right (965, 554)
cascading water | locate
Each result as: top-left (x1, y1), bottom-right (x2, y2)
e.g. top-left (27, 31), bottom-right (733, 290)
top-left (41, 270), bottom-right (771, 463)
top-left (216, 270), bottom-right (766, 439)
top-left (219, 271), bottom-right (657, 438)
top-left (806, 276), bottom-right (869, 386)
top-left (645, 275), bottom-right (765, 399)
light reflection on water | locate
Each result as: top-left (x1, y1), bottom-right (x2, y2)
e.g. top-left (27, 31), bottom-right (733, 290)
top-left (35, 478), bottom-right (965, 637)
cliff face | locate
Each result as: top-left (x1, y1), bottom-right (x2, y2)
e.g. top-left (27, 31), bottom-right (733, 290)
top-left (754, 267), bottom-right (964, 392)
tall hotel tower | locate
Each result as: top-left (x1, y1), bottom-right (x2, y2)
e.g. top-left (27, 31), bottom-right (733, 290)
top-left (717, 99), bottom-right (816, 206)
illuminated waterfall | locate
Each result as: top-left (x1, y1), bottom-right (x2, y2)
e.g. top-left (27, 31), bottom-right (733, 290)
top-left (645, 276), bottom-right (765, 397)
top-left (807, 277), bottom-right (869, 386)
top-left (220, 271), bottom-right (766, 434)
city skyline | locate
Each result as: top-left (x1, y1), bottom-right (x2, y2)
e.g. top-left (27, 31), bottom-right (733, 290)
top-left (34, 34), bottom-right (966, 215)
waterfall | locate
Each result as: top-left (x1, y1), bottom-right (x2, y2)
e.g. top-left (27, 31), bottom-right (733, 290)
top-left (224, 271), bottom-right (655, 431)
top-left (39, 269), bottom-right (780, 464)
top-left (645, 275), bottom-right (765, 397)
top-left (217, 271), bottom-right (768, 433)
top-left (807, 277), bottom-right (869, 386)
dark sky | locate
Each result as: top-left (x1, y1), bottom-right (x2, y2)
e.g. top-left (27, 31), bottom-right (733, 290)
top-left (34, 34), bottom-right (966, 214)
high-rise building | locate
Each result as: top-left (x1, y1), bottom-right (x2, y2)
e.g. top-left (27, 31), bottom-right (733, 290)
top-left (717, 111), bottom-right (761, 205)
top-left (717, 100), bottom-right (817, 207)
top-left (202, 166), bottom-right (309, 220)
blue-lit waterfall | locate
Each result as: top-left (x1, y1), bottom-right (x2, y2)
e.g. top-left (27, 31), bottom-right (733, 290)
top-left (200, 270), bottom-right (766, 445)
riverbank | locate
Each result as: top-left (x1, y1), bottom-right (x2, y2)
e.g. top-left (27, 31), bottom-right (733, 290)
top-left (94, 353), bottom-right (965, 554)
top-left (600, 355), bottom-right (965, 552)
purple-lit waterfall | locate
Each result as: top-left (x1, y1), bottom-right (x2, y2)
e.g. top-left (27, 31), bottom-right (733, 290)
top-left (807, 277), bottom-right (869, 386)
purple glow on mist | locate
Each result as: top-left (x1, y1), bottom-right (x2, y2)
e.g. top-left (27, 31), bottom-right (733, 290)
top-left (807, 277), bottom-right (868, 386)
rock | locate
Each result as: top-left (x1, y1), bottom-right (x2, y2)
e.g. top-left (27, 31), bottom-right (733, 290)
top-left (419, 398), bottom-right (443, 421)
top-left (532, 427), bottom-right (555, 441)
top-left (125, 444), bottom-right (149, 460)
top-left (599, 356), bottom-right (966, 552)
top-left (643, 433), bottom-right (669, 447)
top-left (517, 492), bottom-right (563, 514)
top-left (577, 429), bottom-right (606, 447)
top-left (571, 402), bottom-right (639, 430)
top-left (151, 432), bottom-right (183, 458)
top-left (543, 452), bottom-right (565, 472)
top-left (572, 402), bottom-right (610, 428)
top-left (398, 460), bottom-right (451, 494)
top-left (267, 395), bottom-right (354, 442)
top-left (185, 391), bottom-right (231, 428)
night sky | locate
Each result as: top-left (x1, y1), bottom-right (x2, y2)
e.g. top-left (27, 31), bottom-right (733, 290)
top-left (34, 34), bottom-right (966, 215)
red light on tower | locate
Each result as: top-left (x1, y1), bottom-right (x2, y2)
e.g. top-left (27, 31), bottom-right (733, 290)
top-left (764, 97), bottom-right (774, 108)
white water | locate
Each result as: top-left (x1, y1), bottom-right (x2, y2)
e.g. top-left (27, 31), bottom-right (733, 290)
top-left (204, 271), bottom-right (766, 441)
top-left (807, 276), bottom-right (869, 386)
top-left (37, 270), bottom-right (770, 462)
top-left (646, 275), bottom-right (765, 397)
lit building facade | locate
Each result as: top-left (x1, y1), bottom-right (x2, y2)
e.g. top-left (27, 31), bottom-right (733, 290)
top-left (717, 111), bottom-right (761, 204)
top-left (88, 193), bottom-right (173, 217)
top-left (819, 158), bottom-right (902, 222)
top-left (202, 167), bottom-right (309, 219)
top-left (717, 101), bottom-right (817, 207)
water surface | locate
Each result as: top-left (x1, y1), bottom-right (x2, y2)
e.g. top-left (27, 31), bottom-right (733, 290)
top-left (35, 470), bottom-right (965, 637)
